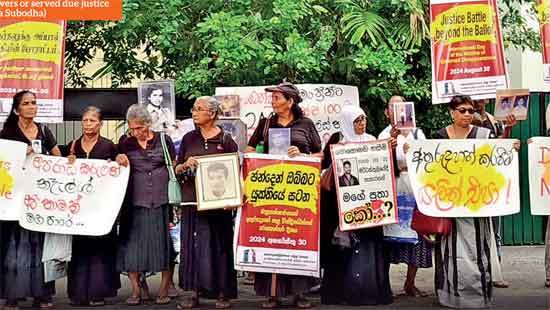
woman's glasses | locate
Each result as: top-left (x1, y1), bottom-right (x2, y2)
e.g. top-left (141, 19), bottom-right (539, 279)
top-left (455, 108), bottom-right (476, 115)
top-left (353, 116), bottom-right (367, 124)
top-left (190, 106), bottom-right (211, 113)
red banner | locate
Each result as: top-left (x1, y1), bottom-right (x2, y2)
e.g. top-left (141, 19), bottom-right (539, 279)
top-left (430, 0), bottom-right (507, 103)
top-left (234, 154), bottom-right (321, 277)
top-left (0, 20), bottom-right (65, 123)
top-left (538, 0), bottom-right (550, 83)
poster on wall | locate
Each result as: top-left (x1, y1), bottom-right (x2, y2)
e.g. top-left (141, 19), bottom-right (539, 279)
top-left (430, 0), bottom-right (508, 103)
top-left (215, 84), bottom-right (359, 145)
top-left (330, 140), bottom-right (398, 231)
top-left (0, 139), bottom-right (28, 220)
top-left (0, 21), bottom-right (66, 123)
top-left (234, 153), bottom-right (321, 277)
top-left (405, 139), bottom-right (520, 217)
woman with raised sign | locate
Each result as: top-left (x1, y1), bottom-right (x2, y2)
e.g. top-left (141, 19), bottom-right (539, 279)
top-left (433, 95), bottom-right (494, 308)
top-left (115, 104), bottom-right (176, 306)
top-left (246, 82), bottom-right (322, 309)
top-left (319, 105), bottom-right (393, 306)
top-left (0, 90), bottom-right (61, 310)
top-left (174, 96), bottom-right (238, 309)
top-left (65, 106), bottom-right (120, 307)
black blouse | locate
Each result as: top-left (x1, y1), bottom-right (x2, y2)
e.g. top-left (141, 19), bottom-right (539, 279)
top-left (435, 126), bottom-right (485, 139)
top-left (177, 128), bottom-right (238, 203)
top-left (248, 115), bottom-right (322, 154)
top-left (0, 122), bottom-right (57, 154)
top-left (67, 136), bottom-right (117, 160)
top-left (118, 132), bottom-right (176, 208)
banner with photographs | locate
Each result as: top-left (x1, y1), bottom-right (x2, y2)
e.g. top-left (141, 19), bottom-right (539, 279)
top-left (0, 139), bottom-right (28, 220)
top-left (330, 140), bottom-right (398, 231)
top-left (538, 0), bottom-right (550, 83)
top-left (138, 80), bottom-right (176, 132)
top-left (405, 139), bottom-right (520, 217)
top-left (215, 84), bottom-right (359, 146)
top-left (494, 89), bottom-right (530, 121)
top-left (20, 154), bottom-right (129, 236)
top-left (528, 137), bottom-right (550, 215)
top-left (0, 21), bottom-right (66, 123)
top-left (430, 0), bottom-right (507, 103)
top-left (234, 153), bottom-right (321, 277)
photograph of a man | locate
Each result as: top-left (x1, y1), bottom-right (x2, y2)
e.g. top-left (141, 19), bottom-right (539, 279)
top-left (204, 161), bottom-right (235, 201)
top-left (138, 80), bottom-right (176, 132)
top-left (339, 160), bottom-right (359, 187)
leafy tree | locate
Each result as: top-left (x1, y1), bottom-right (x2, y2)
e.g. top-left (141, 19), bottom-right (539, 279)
top-left (64, 0), bottom-right (540, 136)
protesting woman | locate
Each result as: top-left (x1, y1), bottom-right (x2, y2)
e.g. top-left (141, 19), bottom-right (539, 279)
top-left (246, 82), bottom-right (322, 309)
top-left (66, 106), bottom-right (120, 306)
top-left (115, 104), bottom-right (175, 305)
top-left (175, 96), bottom-right (239, 309)
top-left (0, 90), bottom-right (61, 310)
top-left (319, 105), bottom-right (393, 306)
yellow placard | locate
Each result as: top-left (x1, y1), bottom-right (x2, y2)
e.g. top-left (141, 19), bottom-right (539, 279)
top-left (431, 4), bottom-right (496, 45)
top-left (0, 22), bottom-right (63, 64)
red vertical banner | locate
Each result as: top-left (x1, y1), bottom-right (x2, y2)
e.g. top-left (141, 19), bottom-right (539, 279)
top-left (430, 0), bottom-right (507, 104)
top-left (538, 0), bottom-right (550, 83)
top-left (0, 20), bottom-right (65, 123)
top-left (234, 153), bottom-right (321, 277)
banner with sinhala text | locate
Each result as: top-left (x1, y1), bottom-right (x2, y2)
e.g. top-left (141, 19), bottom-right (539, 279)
top-left (234, 153), bottom-right (321, 277)
top-left (528, 137), bottom-right (550, 215)
top-left (215, 84), bottom-right (359, 146)
top-left (0, 20), bottom-right (66, 123)
top-left (430, 0), bottom-right (507, 103)
top-left (20, 154), bottom-right (129, 236)
top-left (405, 139), bottom-right (520, 217)
top-left (330, 140), bottom-right (398, 231)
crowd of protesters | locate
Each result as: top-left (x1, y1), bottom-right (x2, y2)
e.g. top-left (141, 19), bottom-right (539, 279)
top-left (0, 84), bottom-right (534, 309)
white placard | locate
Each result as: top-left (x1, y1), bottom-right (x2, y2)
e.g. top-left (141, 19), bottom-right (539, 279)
top-left (0, 139), bottom-right (28, 220)
top-left (528, 137), bottom-right (550, 215)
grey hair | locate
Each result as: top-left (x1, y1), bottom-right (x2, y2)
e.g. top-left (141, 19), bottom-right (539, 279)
top-left (126, 104), bottom-right (153, 126)
top-left (196, 96), bottom-right (222, 118)
top-left (82, 106), bottom-right (103, 121)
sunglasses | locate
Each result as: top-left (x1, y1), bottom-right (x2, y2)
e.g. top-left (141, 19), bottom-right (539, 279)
top-left (455, 108), bottom-right (476, 115)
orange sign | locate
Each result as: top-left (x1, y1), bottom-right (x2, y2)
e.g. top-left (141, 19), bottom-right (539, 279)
top-left (0, 0), bottom-right (122, 20)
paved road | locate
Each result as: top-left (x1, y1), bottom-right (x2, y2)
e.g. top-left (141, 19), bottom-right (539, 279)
top-left (3, 246), bottom-right (550, 309)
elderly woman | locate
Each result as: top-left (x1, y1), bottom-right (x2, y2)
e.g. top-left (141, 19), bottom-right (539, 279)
top-left (433, 95), bottom-right (495, 308)
top-left (115, 104), bottom-right (175, 305)
top-left (66, 106), bottom-right (120, 306)
top-left (175, 96), bottom-right (238, 309)
top-left (246, 82), bottom-right (322, 309)
top-left (0, 90), bottom-right (61, 310)
top-left (319, 106), bottom-right (393, 306)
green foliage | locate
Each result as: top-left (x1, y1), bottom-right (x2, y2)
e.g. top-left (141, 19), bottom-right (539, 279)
top-left (64, 0), bottom-right (539, 135)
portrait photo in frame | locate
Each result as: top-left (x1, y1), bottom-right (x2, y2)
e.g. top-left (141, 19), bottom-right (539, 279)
top-left (195, 152), bottom-right (242, 211)
top-left (392, 101), bottom-right (416, 129)
top-left (137, 80), bottom-right (176, 132)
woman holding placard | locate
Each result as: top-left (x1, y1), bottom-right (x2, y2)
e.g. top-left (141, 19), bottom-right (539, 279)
top-left (319, 105), bottom-right (393, 306)
top-left (174, 96), bottom-right (238, 309)
top-left (65, 106), bottom-right (120, 307)
top-left (115, 104), bottom-right (175, 306)
top-left (433, 95), bottom-right (494, 308)
top-left (0, 90), bottom-right (61, 310)
top-left (246, 82), bottom-right (322, 309)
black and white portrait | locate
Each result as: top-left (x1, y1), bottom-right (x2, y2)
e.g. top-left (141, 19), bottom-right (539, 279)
top-left (138, 80), bottom-right (176, 132)
top-left (196, 153), bottom-right (242, 211)
top-left (216, 118), bottom-right (247, 152)
top-left (268, 128), bottom-right (290, 155)
top-left (338, 159), bottom-right (359, 187)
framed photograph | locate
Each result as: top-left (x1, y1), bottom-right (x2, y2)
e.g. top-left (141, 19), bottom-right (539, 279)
top-left (392, 102), bottom-right (416, 129)
top-left (138, 80), bottom-right (176, 132)
top-left (214, 95), bottom-right (240, 118)
top-left (268, 128), bottom-right (290, 155)
top-left (216, 118), bottom-right (248, 152)
top-left (495, 89), bottom-right (530, 121)
top-left (195, 153), bottom-right (242, 211)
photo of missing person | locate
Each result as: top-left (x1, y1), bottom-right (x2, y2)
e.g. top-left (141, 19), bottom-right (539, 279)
top-left (338, 159), bottom-right (359, 187)
top-left (202, 161), bottom-right (236, 202)
top-left (513, 95), bottom-right (529, 120)
top-left (392, 102), bottom-right (416, 129)
top-left (268, 128), bottom-right (291, 155)
top-left (138, 80), bottom-right (176, 132)
top-left (216, 118), bottom-right (247, 152)
top-left (214, 95), bottom-right (240, 118)
top-left (495, 89), bottom-right (530, 121)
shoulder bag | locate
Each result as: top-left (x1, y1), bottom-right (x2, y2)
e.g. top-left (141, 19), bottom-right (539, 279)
top-left (160, 134), bottom-right (182, 205)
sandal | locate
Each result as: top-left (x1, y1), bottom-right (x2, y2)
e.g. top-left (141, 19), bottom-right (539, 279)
top-left (125, 296), bottom-right (141, 306)
top-left (293, 296), bottom-right (312, 309)
top-left (493, 280), bottom-right (510, 288)
top-left (215, 299), bottom-right (231, 309)
top-left (261, 297), bottom-right (281, 309)
top-left (39, 303), bottom-right (55, 310)
top-left (403, 286), bottom-right (429, 297)
top-left (167, 287), bottom-right (181, 298)
top-left (177, 297), bottom-right (199, 309)
top-left (155, 296), bottom-right (171, 305)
